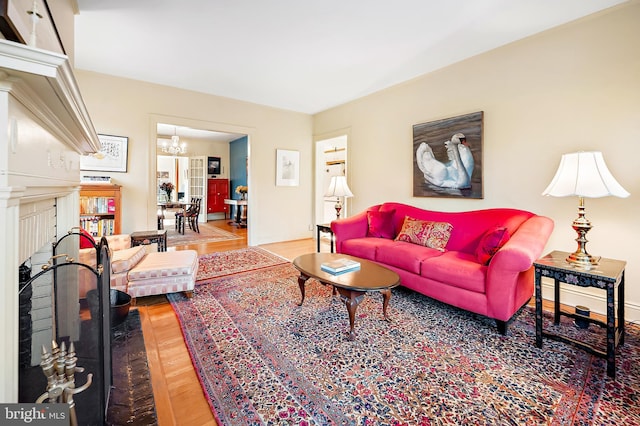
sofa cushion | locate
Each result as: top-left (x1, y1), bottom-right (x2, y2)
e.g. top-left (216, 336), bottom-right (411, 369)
top-left (476, 226), bottom-right (510, 265)
top-left (395, 216), bottom-right (453, 251)
top-left (105, 234), bottom-right (132, 251)
top-left (367, 209), bottom-right (395, 239)
top-left (128, 250), bottom-right (198, 281)
top-left (376, 240), bottom-right (442, 274)
top-left (421, 251), bottom-right (486, 293)
top-left (111, 246), bottom-right (147, 274)
top-left (340, 238), bottom-right (380, 261)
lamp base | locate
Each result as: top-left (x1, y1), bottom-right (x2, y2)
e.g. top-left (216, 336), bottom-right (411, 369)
top-left (334, 200), bottom-right (343, 219)
top-left (565, 197), bottom-right (600, 269)
top-left (566, 252), bottom-right (600, 269)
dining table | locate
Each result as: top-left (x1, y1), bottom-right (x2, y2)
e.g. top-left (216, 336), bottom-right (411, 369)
top-left (157, 201), bottom-right (194, 230)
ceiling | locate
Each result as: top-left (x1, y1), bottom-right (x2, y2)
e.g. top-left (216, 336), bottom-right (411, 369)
top-left (75, 0), bottom-right (626, 115)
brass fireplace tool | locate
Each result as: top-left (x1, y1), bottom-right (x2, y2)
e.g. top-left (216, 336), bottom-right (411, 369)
top-left (35, 340), bottom-right (93, 426)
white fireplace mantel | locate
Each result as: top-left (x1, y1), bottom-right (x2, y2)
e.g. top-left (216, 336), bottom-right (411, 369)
top-left (0, 40), bottom-right (100, 402)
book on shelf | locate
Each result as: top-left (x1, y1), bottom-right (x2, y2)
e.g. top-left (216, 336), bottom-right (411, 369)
top-left (320, 258), bottom-right (361, 274)
top-left (80, 197), bottom-right (116, 214)
top-left (81, 175), bottom-right (112, 184)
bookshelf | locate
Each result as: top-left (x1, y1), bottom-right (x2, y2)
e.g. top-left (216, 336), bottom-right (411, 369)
top-left (79, 184), bottom-right (122, 237)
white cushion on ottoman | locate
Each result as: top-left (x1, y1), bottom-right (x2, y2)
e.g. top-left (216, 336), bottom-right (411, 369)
top-left (126, 250), bottom-right (198, 298)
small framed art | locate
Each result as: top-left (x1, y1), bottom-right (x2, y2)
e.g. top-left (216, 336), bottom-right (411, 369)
top-left (276, 149), bottom-right (300, 186)
top-left (80, 134), bottom-right (129, 172)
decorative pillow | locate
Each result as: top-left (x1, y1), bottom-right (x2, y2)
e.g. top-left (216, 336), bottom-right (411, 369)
top-left (394, 216), bottom-right (453, 251)
top-left (476, 226), bottom-right (510, 265)
top-left (367, 210), bottom-right (396, 239)
top-left (79, 228), bottom-right (96, 249)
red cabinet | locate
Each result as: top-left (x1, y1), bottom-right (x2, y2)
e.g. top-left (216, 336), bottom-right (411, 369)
top-left (207, 179), bottom-right (229, 216)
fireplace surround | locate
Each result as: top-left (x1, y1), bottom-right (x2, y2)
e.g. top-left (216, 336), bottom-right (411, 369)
top-left (0, 40), bottom-right (100, 402)
top-left (18, 234), bottom-right (112, 425)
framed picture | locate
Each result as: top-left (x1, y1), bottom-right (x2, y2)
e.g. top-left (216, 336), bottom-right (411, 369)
top-left (413, 111), bottom-right (483, 199)
top-left (0, 0), bottom-right (65, 54)
top-left (80, 134), bottom-right (129, 172)
top-left (207, 156), bottom-right (221, 175)
top-left (276, 149), bottom-right (300, 186)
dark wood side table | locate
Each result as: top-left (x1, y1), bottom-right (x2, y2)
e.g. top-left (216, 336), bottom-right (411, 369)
top-left (534, 250), bottom-right (626, 378)
top-left (130, 230), bottom-right (167, 252)
top-left (316, 224), bottom-right (334, 253)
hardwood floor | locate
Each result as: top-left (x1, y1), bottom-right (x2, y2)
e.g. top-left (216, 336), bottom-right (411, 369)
top-left (136, 221), bottom-right (601, 425)
top-left (135, 220), bottom-right (320, 425)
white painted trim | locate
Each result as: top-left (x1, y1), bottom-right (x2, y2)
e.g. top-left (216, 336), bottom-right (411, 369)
top-left (0, 41), bottom-right (95, 402)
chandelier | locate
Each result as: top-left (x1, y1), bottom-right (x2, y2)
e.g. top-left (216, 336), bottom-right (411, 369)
top-left (161, 129), bottom-right (187, 155)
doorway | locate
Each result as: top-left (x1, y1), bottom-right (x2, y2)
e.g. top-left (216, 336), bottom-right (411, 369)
top-left (154, 122), bottom-right (248, 235)
top-left (315, 134), bottom-right (349, 226)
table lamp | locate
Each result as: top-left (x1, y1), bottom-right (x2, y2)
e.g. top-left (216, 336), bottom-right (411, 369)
top-left (542, 151), bottom-right (629, 268)
top-left (325, 175), bottom-right (353, 219)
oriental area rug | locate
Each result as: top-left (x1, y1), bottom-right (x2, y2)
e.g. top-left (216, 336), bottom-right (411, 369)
top-left (165, 222), bottom-right (241, 247)
top-left (196, 247), bottom-right (289, 281)
top-left (169, 261), bottom-right (640, 425)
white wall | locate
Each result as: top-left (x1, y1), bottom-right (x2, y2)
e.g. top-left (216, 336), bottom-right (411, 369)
top-left (313, 3), bottom-right (640, 320)
top-left (75, 71), bottom-right (313, 245)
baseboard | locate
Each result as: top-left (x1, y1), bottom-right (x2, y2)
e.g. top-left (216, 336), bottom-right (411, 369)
top-left (541, 280), bottom-right (640, 325)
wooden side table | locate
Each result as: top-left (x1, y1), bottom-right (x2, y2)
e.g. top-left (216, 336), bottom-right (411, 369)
top-left (316, 224), bottom-right (334, 253)
top-left (131, 230), bottom-right (167, 252)
top-left (534, 250), bottom-right (626, 377)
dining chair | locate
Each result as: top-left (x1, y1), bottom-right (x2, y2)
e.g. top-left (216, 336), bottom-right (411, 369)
top-left (185, 198), bottom-right (202, 233)
top-left (175, 197), bottom-right (197, 234)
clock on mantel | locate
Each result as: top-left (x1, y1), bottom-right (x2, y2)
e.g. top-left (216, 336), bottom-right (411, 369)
top-left (0, 0), bottom-right (65, 54)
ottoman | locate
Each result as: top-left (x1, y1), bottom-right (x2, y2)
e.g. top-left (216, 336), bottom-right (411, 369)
top-left (126, 250), bottom-right (198, 299)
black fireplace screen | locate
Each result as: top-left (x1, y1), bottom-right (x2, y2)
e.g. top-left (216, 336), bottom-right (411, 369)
top-left (18, 231), bottom-right (111, 426)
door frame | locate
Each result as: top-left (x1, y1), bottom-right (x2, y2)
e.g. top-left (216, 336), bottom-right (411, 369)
top-left (149, 115), bottom-right (254, 244)
top-left (314, 129), bottom-right (350, 228)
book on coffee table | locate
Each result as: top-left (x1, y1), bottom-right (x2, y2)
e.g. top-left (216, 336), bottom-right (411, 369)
top-left (321, 258), bottom-right (361, 274)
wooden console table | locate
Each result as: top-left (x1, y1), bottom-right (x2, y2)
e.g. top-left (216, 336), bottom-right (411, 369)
top-left (534, 250), bottom-right (626, 378)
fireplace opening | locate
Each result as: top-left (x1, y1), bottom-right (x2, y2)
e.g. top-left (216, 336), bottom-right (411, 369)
top-left (18, 233), bottom-right (112, 426)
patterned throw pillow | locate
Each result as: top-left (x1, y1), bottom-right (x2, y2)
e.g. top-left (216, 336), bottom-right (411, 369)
top-left (367, 209), bottom-right (396, 239)
top-left (394, 216), bottom-right (453, 251)
top-left (475, 226), bottom-right (510, 265)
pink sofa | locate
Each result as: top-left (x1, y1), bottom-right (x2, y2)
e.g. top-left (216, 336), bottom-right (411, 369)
top-left (331, 202), bottom-right (554, 334)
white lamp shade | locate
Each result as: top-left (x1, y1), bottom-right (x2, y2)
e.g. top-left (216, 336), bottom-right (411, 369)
top-left (542, 151), bottom-right (630, 198)
top-left (325, 175), bottom-right (353, 198)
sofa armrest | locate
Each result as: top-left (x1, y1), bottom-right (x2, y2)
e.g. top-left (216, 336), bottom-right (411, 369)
top-left (104, 234), bottom-right (132, 251)
top-left (485, 215), bottom-right (554, 319)
top-left (331, 210), bottom-right (371, 253)
top-left (79, 247), bottom-right (97, 268)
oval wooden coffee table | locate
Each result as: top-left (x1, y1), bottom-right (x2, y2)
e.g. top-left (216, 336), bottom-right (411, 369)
top-left (292, 253), bottom-right (400, 341)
